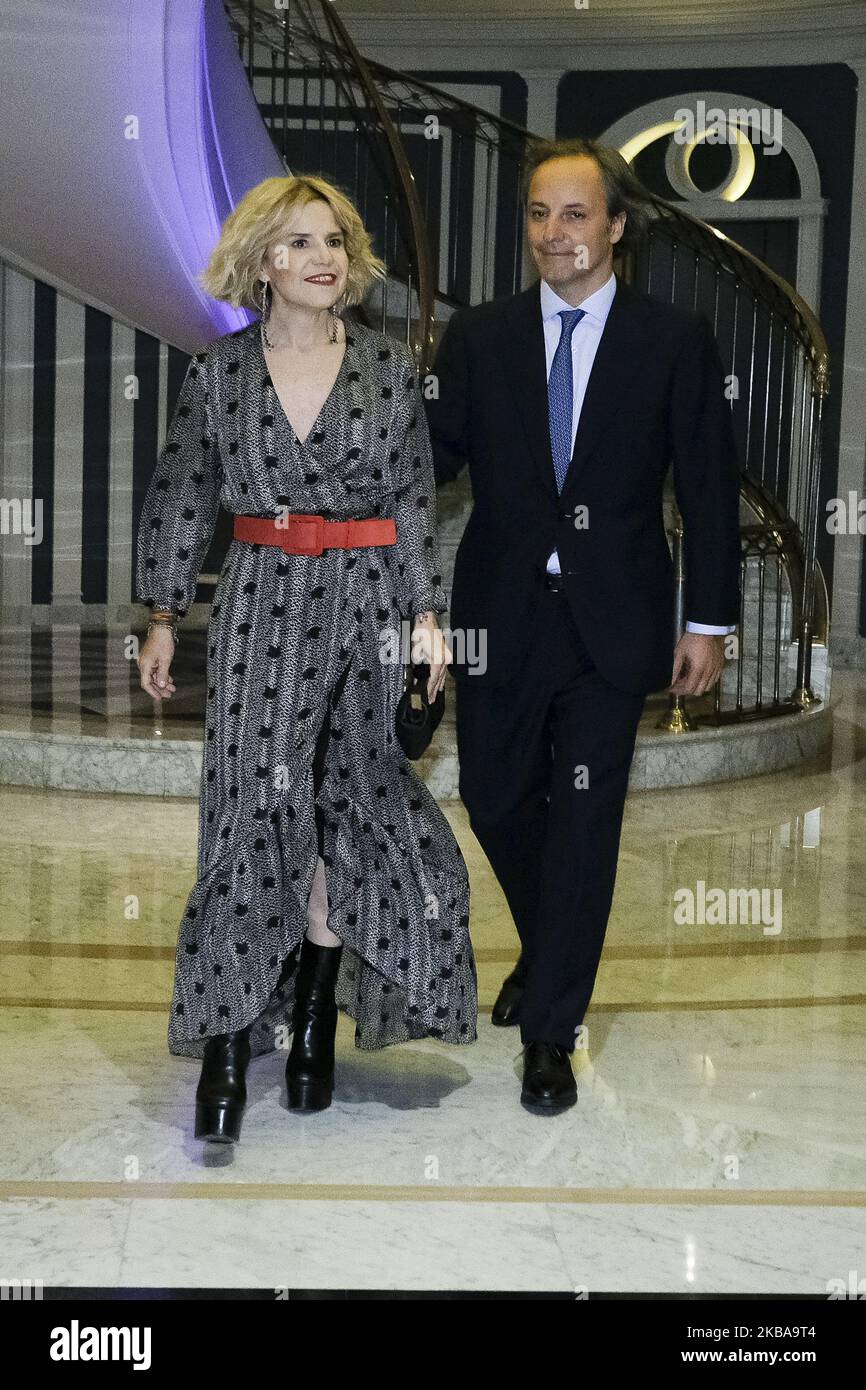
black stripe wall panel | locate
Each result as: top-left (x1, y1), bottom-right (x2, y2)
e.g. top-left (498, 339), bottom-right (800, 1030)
top-left (31, 279), bottom-right (56, 605)
top-left (130, 328), bottom-right (164, 606)
top-left (80, 306), bottom-right (113, 604)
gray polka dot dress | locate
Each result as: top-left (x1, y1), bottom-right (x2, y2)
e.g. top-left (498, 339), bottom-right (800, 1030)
top-left (135, 317), bottom-right (477, 1059)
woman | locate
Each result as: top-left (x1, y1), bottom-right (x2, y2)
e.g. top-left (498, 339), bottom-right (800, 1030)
top-left (135, 174), bottom-right (476, 1144)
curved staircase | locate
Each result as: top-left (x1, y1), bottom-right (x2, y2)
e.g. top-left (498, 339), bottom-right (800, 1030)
top-left (0, 0), bottom-right (834, 795)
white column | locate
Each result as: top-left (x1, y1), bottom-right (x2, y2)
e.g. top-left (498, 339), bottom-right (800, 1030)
top-left (521, 67), bottom-right (562, 142)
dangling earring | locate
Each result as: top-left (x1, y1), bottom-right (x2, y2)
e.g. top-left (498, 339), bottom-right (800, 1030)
top-left (259, 279), bottom-right (276, 349)
top-left (328, 302), bottom-right (339, 344)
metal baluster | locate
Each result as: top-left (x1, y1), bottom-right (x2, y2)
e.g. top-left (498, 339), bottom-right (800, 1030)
top-left (773, 550), bottom-right (782, 706)
top-left (736, 554), bottom-right (746, 714)
top-left (760, 310), bottom-right (774, 494)
top-left (302, 64), bottom-right (308, 168)
top-left (787, 345), bottom-right (800, 527)
top-left (246, 0), bottom-right (255, 80)
top-left (792, 381), bottom-right (824, 707)
top-left (269, 45), bottom-right (276, 137)
top-left (481, 142), bottom-right (494, 304)
top-left (318, 53), bottom-right (325, 172)
top-left (382, 192), bottom-right (390, 332)
top-left (450, 127), bottom-right (464, 300)
top-left (513, 157), bottom-right (524, 294)
top-left (730, 281), bottom-right (740, 438)
top-left (352, 110), bottom-right (361, 202)
top-left (282, 10), bottom-right (290, 163)
top-left (774, 321), bottom-right (788, 503)
top-left (795, 349), bottom-right (810, 531)
top-left (744, 289), bottom-right (758, 472)
top-left (424, 117), bottom-right (435, 287)
top-left (334, 73), bottom-right (341, 175)
top-left (657, 506), bottom-right (695, 732)
top-left (361, 128), bottom-right (369, 225)
top-left (795, 351), bottom-right (810, 545)
top-left (756, 550), bottom-right (765, 711)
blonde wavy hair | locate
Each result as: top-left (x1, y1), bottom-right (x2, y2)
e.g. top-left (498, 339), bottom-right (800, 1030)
top-left (199, 174), bottom-right (387, 311)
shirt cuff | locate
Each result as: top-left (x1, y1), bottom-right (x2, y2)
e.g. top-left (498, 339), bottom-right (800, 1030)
top-left (685, 621), bottom-right (737, 635)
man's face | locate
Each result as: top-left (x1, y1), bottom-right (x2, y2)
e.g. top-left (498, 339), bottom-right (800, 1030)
top-left (526, 155), bottom-right (625, 293)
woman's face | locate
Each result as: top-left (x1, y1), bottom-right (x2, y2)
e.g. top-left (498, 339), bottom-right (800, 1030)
top-left (261, 198), bottom-right (350, 312)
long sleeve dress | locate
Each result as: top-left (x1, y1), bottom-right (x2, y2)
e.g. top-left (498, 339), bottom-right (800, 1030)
top-left (135, 317), bottom-right (477, 1059)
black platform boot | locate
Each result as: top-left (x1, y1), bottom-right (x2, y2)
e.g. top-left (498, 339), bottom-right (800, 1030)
top-left (194, 1025), bottom-right (252, 1143)
top-left (286, 938), bottom-right (343, 1112)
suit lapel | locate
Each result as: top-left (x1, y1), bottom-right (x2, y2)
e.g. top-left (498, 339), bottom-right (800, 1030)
top-left (501, 275), bottom-right (650, 505)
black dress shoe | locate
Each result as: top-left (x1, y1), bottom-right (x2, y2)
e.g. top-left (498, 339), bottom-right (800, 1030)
top-left (491, 957), bottom-right (525, 1027)
top-left (520, 1041), bottom-right (577, 1114)
top-left (194, 1025), bottom-right (252, 1143)
top-left (286, 937), bottom-right (343, 1112)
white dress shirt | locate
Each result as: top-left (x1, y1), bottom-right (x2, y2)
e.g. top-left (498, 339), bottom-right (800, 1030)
top-left (540, 274), bottom-right (734, 636)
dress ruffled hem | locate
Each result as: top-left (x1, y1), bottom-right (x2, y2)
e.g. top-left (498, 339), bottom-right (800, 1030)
top-left (166, 764), bottom-right (477, 1060)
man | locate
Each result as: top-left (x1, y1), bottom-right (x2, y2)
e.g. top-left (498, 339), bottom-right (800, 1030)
top-left (425, 137), bottom-right (741, 1115)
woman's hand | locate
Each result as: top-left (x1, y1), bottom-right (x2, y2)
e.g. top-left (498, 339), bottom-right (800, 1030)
top-left (138, 626), bottom-right (178, 699)
top-left (411, 611), bottom-right (452, 701)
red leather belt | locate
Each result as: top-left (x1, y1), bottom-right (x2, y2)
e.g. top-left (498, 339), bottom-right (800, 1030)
top-left (233, 512), bottom-right (396, 557)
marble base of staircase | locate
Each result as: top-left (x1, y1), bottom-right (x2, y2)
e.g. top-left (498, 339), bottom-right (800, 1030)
top-left (0, 689), bottom-right (835, 798)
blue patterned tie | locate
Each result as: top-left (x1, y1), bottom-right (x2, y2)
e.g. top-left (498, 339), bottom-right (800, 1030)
top-left (548, 308), bottom-right (586, 492)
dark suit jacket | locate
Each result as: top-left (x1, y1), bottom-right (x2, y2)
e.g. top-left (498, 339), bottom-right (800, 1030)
top-left (424, 275), bottom-right (742, 694)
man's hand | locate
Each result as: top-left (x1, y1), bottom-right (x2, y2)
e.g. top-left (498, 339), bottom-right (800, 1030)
top-left (668, 632), bottom-right (726, 697)
top-left (411, 612), bottom-right (452, 701)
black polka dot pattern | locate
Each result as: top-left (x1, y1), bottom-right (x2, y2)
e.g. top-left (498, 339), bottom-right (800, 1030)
top-left (135, 320), bottom-right (475, 1058)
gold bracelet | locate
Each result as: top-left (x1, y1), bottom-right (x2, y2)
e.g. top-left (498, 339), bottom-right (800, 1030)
top-left (147, 617), bottom-right (179, 645)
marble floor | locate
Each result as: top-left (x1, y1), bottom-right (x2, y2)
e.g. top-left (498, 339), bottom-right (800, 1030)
top-left (1, 671), bottom-right (865, 1294)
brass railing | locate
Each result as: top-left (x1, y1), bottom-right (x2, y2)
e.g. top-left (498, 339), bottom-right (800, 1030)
top-left (224, 0), bottom-right (436, 359)
top-left (635, 200), bottom-right (829, 719)
top-left (224, 0), bottom-right (830, 727)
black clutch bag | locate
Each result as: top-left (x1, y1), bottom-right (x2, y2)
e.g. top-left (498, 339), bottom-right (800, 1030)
top-left (395, 661), bottom-right (445, 759)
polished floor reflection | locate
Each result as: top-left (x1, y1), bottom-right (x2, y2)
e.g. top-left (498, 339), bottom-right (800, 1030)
top-left (0, 628), bottom-right (208, 736)
top-left (1, 671), bottom-right (865, 1293)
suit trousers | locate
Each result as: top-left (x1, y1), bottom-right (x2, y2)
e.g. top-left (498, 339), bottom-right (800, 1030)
top-left (454, 584), bottom-right (646, 1048)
